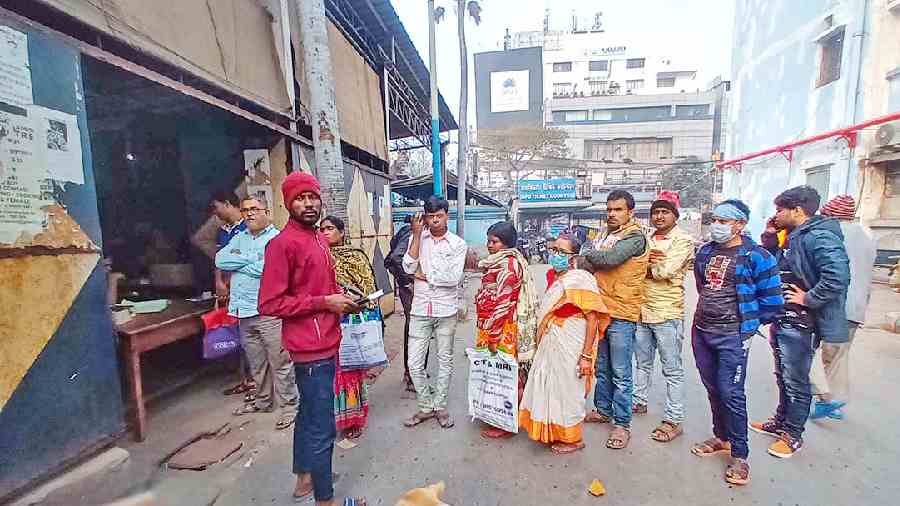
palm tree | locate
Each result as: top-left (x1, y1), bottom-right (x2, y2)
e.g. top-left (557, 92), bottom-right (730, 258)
top-left (456, 1), bottom-right (481, 238)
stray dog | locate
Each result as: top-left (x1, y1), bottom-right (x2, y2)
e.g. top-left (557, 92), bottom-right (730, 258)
top-left (395, 482), bottom-right (451, 506)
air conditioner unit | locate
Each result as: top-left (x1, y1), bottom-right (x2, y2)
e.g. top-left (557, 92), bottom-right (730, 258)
top-left (874, 120), bottom-right (900, 148)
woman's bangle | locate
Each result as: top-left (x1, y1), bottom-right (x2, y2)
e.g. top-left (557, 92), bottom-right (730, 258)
top-left (580, 353), bottom-right (594, 360)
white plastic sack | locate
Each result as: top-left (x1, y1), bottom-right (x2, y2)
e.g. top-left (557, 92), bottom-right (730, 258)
top-left (467, 348), bottom-right (519, 433)
top-left (339, 309), bottom-right (388, 370)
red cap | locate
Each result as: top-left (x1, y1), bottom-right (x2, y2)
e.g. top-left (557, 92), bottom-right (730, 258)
top-left (657, 190), bottom-right (681, 208)
top-left (282, 172), bottom-right (321, 209)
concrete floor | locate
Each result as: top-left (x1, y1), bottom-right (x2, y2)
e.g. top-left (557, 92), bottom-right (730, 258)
top-left (210, 266), bottom-right (900, 506)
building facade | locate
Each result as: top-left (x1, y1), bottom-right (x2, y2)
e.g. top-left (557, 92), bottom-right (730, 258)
top-left (722, 0), bottom-right (900, 251)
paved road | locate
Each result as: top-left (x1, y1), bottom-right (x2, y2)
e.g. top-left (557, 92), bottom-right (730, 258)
top-left (216, 266), bottom-right (900, 506)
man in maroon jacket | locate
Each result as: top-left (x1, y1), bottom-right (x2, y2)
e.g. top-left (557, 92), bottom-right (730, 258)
top-left (259, 172), bottom-right (359, 506)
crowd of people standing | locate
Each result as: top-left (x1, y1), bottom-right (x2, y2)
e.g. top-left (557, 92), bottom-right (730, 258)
top-left (212, 168), bottom-right (873, 504)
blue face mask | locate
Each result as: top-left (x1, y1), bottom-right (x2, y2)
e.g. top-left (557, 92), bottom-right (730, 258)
top-left (549, 252), bottom-right (572, 272)
top-left (709, 222), bottom-right (735, 243)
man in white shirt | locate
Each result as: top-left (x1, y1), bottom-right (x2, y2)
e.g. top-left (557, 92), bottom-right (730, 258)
top-left (402, 196), bottom-right (468, 429)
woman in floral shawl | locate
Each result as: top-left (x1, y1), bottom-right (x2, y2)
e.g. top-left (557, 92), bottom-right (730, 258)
top-left (519, 234), bottom-right (610, 454)
top-left (475, 221), bottom-right (539, 439)
top-left (320, 216), bottom-right (377, 439)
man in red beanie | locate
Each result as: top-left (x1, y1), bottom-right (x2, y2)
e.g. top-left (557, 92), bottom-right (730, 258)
top-left (259, 171), bottom-right (361, 506)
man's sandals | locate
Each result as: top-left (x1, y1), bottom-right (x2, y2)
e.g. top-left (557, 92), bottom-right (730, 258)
top-left (584, 410), bottom-right (611, 424)
top-left (691, 438), bottom-right (750, 486)
top-left (650, 421), bottom-right (683, 442)
top-left (403, 410), bottom-right (454, 429)
top-left (606, 426), bottom-right (631, 450)
top-left (690, 437), bottom-right (731, 457)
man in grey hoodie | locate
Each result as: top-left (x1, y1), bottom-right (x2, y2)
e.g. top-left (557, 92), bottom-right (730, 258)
top-left (751, 186), bottom-right (850, 459)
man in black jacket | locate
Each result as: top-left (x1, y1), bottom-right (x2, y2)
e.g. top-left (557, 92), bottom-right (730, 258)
top-left (750, 186), bottom-right (850, 459)
top-left (385, 221), bottom-right (421, 391)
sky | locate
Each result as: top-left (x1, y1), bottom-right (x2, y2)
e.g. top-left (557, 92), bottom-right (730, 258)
top-left (392, 0), bottom-right (736, 130)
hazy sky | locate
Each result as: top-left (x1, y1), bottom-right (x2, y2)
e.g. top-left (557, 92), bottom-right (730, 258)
top-left (393, 0), bottom-right (736, 128)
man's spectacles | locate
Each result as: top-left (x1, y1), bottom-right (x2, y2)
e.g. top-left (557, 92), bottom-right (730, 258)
top-left (240, 207), bottom-right (267, 215)
top-left (548, 247), bottom-right (575, 255)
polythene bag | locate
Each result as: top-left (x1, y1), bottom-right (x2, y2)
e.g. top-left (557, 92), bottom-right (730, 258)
top-left (201, 308), bottom-right (240, 359)
top-left (467, 348), bottom-right (519, 433)
top-left (338, 308), bottom-right (388, 370)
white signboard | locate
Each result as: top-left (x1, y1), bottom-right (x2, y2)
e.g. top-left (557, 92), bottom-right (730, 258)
top-left (489, 70), bottom-right (529, 113)
top-left (0, 109), bottom-right (46, 245)
top-left (0, 26), bottom-right (33, 108)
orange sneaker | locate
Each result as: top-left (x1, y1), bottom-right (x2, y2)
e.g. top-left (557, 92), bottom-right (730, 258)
top-left (749, 418), bottom-right (783, 438)
top-left (767, 432), bottom-right (803, 459)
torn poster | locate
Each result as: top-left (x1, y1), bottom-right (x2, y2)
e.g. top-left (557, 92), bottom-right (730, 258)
top-left (247, 184), bottom-right (273, 211)
top-left (0, 26), bottom-right (33, 108)
top-left (0, 108), bottom-right (47, 245)
top-left (244, 149), bottom-right (271, 181)
top-left (30, 105), bottom-right (84, 184)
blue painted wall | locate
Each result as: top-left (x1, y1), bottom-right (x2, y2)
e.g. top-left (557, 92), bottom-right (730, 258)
top-left (0, 19), bottom-right (123, 498)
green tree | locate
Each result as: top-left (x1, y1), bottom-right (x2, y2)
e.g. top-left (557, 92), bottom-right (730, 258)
top-left (659, 159), bottom-right (716, 211)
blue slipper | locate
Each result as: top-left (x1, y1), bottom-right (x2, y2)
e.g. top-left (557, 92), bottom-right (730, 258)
top-left (810, 400), bottom-right (846, 420)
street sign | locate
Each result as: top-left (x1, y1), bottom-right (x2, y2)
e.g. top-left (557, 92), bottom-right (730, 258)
top-left (518, 178), bottom-right (577, 201)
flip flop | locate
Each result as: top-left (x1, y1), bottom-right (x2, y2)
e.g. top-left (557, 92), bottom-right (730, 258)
top-left (403, 411), bottom-right (435, 427)
top-left (550, 441), bottom-right (585, 455)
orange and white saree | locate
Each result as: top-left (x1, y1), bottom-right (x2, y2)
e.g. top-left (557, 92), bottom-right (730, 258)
top-left (519, 269), bottom-right (610, 444)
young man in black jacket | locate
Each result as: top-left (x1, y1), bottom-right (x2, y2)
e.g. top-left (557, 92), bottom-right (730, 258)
top-left (751, 186), bottom-right (850, 459)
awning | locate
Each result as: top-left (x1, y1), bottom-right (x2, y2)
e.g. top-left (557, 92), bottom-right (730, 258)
top-left (391, 173), bottom-right (504, 207)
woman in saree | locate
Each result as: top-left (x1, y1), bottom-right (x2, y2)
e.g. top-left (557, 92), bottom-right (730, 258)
top-left (474, 221), bottom-right (539, 439)
top-left (320, 216), bottom-right (377, 439)
top-left (519, 234), bottom-right (610, 455)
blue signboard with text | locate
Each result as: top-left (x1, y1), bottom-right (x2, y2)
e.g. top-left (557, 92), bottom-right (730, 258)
top-left (518, 178), bottom-right (577, 201)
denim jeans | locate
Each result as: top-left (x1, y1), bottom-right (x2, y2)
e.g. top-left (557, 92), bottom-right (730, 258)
top-left (692, 327), bottom-right (751, 459)
top-left (633, 320), bottom-right (685, 424)
top-left (408, 315), bottom-right (458, 412)
top-left (293, 358), bottom-right (337, 502)
top-left (594, 318), bottom-right (636, 427)
top-left (770, 322), bottom-right (815, 439)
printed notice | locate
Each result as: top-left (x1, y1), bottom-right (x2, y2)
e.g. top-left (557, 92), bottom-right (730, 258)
top-left (244, 148), bottom-right (271, 180)
top-left (30, 105), bottom-right (84, 184)
top-left (0, 26), bottom-right (33, 108)
top-left (0, 108), bottom-right (47, 245)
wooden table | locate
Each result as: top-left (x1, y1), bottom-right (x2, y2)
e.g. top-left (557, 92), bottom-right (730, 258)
top-left (116, 299), bottom-right (214, 441)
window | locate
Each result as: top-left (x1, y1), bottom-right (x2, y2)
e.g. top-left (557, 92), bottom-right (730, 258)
top-left (805, 165), bottom-right (831, 202)
top-left (626, 58), bottom-right (646, 69)
top-left (657, 77), bottom-right (676, 88)
top-left (564, 110), bottom-right (588, 122)
top-left (553, 62), bottom-right (573, 72)
top-left (588, 80), bottom-right (608, 95)
top-left (675, 104), bottom-right (712, 118)
top-left (592, 109), bottom-right (612, 121)
top-left (553, 82), bottom-right (573, 96)
top-left (882, 162), bottom-right (900, 218)
top-left (626, 79), bottom-right (645, 91)
top-left (585, 138), bottom-right (673, 161)
top-left (817, 26), bottom-right (844, 87)
top-left (551, 111), bottom-right (566, 123)
top-left (589, 60), bottom-right (609, 72)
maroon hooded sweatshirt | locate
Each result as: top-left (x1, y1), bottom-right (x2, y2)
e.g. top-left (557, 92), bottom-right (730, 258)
top-left (258, 173), bottom-right (341, 363)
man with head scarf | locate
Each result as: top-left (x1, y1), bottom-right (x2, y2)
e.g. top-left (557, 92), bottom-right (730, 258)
top-left (805, 195), bottom-right (875, 420)
top-left (689, 199), bottom-right (783, 487)
top-left (633, 192), bottom-right (695, 443)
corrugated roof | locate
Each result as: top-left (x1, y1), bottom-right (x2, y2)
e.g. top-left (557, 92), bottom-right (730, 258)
top-left (337, 0), bottom-right (458, 134)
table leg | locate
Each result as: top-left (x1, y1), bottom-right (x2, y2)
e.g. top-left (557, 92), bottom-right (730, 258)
top-left (123, 340), bottom-right (146, 442)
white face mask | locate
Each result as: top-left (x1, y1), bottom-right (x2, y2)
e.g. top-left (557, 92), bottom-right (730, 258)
top-left (709, 222), bottom-right (735, 243)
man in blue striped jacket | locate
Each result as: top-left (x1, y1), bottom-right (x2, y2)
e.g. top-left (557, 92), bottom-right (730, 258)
top-left (688, 200), bottom-right (783, 487)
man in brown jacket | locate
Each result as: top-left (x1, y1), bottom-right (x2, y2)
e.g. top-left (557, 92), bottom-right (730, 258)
top-left (582, 190), bottom-right (649, 450)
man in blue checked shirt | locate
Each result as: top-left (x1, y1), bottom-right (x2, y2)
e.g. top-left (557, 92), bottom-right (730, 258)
top-left (216, 196), bottom-right (297, 430)
top-left (688, 199), bottom-right (783, 487)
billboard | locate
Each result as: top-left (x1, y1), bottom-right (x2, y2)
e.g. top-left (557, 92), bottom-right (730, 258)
top-left (475, 46), bottom-right (543, 129)
top-left (518, 178), bottom-right (577, 201)
top-left (490, 70), bottom-right (529, 112)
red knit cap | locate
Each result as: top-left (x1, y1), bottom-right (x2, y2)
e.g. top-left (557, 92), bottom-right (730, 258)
top-left (281, 172), bottom-right (321, 209)
top-left (820, 194), bottom-right (856, 220)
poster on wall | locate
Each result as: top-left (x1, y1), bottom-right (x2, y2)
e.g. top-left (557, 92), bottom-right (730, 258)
top-left (244, 148), bottom-right (271, 180)
top-left (0, 26), bottom-right (33, 108)
top-left (0, 108), bottom-right (48, 245)
top-left (489, 70), bottom-right (529, 113)
top-left (29, 105), bottom-right (84, 184)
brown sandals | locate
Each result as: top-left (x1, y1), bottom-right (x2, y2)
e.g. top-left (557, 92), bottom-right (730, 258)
top-left (606, 426), bottom-right (631, 449)
top-left (690, 437), bottom-right (732, 457)
top-left (585, 410), bottom-right (612, 424)
top-left (550, 441), bottom-right (585, 455)
top-left (403, 411), bottom-right (434, 427)
top-left (725, 458), bottom-right (750, 485)
top-left (650, 421), bottom-right (683, 442)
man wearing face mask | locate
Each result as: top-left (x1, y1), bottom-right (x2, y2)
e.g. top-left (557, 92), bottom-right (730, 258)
top-left (689, 200), bottom-right (783, 487)
top-left (750, 186), bottom-right (850, 460)
top-left (581, 190), bottom-right (649, 451)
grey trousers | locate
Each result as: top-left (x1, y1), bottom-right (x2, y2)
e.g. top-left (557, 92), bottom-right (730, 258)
top-left (239, 315), bottom-right (297, 413)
